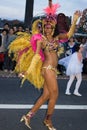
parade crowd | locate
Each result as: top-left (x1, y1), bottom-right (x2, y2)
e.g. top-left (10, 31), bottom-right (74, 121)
top-left (0, 23), bottom-right (30, 72)
top-left (0, 22), bottom-right (87, 75)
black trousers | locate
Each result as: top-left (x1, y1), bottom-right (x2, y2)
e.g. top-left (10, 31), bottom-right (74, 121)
top-left (83, 58), bottom-right (87, 74)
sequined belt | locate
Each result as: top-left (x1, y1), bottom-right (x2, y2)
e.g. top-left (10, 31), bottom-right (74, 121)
top-left (43, 65), bottom-right (57, 73)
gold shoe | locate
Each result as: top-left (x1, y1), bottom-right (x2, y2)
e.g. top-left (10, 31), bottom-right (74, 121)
top-left (20, 115), bottom-right (31, 129)
top-left (44, 120), bottom-right (56, 130)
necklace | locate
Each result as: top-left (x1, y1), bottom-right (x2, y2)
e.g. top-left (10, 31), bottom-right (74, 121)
top-left (44, 35), bottom-right (54, 44)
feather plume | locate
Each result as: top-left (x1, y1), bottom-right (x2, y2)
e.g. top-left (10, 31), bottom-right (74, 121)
top-left (43, 3), bottom-right (61, 15)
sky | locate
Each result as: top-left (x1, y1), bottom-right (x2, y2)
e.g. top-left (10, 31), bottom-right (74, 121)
top-left (0, 0), bottom-right (87, 21)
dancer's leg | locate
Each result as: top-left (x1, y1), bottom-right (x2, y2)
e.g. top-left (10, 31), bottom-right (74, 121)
top-left (29, 82), bottom-right (50, 113)
top-left (20, 82), bottom-right (49, 129)
top-left (43, 69), bottom-right (58, 129)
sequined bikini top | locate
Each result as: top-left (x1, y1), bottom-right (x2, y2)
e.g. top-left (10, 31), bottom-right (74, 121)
top-left (43, 37), bottom-right (59, 52)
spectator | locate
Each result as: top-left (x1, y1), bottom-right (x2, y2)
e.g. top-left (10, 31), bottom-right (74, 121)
top-left (13, 26), bottom-right (18, 34)
top-left (65, 44), bottom-right (84, 96)
top-left (64, 36), bottom-right (77, 57)
top-left (18, 26), bottom-right (24, 32)
top-left (25, 27), bottom-right (30, 34)
top-left (3, 23), bottom-right (10, 33)
top-left (3, 28), bottom-right (17, 72)
top-left (0, 29), bottom-right (8, 70)
top-left (82, 38), bottom-right (87, 74)
top-left (58, 36), bottom-right (78, 74)
top-left (58, 44), bottom-right (84, 96)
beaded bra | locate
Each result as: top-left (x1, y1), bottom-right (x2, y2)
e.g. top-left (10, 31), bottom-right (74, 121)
top-left (43, 38), bottom-right (58, 52)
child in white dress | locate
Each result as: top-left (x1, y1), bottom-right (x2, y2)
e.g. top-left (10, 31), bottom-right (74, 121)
top-left (59, 44), bottom-right (84, 96)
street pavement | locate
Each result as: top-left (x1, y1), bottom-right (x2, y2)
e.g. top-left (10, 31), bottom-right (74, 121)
top-left (0, 74), bottom-right (87, 130)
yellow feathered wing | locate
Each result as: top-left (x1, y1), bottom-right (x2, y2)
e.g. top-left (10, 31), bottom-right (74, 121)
top-left (8, 32), bottom-right (44, 89)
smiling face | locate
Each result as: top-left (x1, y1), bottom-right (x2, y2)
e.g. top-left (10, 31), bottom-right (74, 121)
top-left (44, 24), bottom-right (54, 36)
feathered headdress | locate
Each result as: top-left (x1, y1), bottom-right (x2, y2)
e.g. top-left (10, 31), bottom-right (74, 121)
top-left (43, 0), bottom-right (61, 28)
top-left (44, 0), bottom-right (60, 15)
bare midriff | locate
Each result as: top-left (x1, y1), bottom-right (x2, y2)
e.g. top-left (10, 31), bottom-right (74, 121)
top-left (42, 51), bottom-right (58, 68)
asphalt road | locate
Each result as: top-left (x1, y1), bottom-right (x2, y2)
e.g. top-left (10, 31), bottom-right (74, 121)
top-left (0, 77), bottom-right (87, 130)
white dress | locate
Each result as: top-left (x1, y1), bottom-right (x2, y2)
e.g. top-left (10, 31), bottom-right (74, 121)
top-left (58, 55), bottom-right (71, 69)
top-left (59, 52), bottom-right (83, 76)
top-left (66, 52), bottom-right (83, 76)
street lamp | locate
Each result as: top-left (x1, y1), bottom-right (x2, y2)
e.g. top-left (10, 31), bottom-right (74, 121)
top-left (24, 0), bottom-right (34, 28)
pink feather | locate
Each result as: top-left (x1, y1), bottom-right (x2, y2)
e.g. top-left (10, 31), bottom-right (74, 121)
top-left (43, 3), bottom-right (61, 15)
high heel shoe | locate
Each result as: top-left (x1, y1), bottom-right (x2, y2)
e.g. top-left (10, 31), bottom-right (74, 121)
top-left (44, 120), bottom-right (56, 130)
top-left (20, 115), bottom-right (31, 129)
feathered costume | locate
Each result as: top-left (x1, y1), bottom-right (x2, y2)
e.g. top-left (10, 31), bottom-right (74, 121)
top-left (8, 21), bottom-right (44, 89)
top-left (8, 0), bottom-right (80, 89)
top-left (8, 0), bottom-right (60, 89)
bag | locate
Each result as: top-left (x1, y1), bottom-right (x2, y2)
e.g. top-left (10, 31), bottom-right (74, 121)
top-left (0, 53), bottom-right (4, 62)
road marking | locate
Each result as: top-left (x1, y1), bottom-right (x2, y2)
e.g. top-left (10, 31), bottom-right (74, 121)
top-left (0, 104), bottom-right (87, 110)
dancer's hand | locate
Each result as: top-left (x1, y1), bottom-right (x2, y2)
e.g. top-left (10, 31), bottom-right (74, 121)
top-left (67, 10), bottom-right (82, 39)
top-left (73, 10), bottom-right (82, 21)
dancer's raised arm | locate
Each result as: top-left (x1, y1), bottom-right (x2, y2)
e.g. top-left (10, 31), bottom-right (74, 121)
top-left (58, 10), bottom-right (82, 39)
